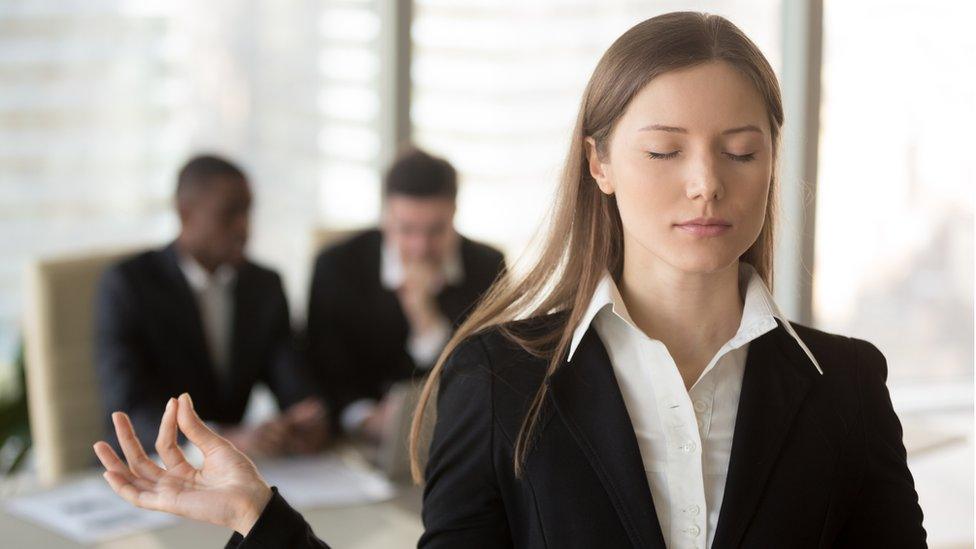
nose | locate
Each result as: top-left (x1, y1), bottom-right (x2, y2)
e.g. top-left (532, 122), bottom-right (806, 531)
top-left (685, 154), bottom-right (724, 202)
top-left (235, 215), bottom-right (250, 244)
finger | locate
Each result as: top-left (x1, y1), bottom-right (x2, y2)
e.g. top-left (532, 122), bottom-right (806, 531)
top-left (112, 412), bottom-right (163, 480)
top-left (93, 441), bottom-right (136, 481)
top-left (96, 443), bottom-right (165, 494)
top-left (288, 399), bottom-right (326, 423)
top-left (285, 399), bottom-right (313, 418)
top-left (155, 397), bottom-right (189, 469)
top-left (291, 396), bottom-right (321, 411)
top-left (291, 432), bottom-right (319, 454)
top-left (176, 393), bottom-right (226, 455)
top-left (262, 419), bottom-right (289, 438)
top-left (291, 416), bottom-right (327, 444)
top-left (254, 424), bottom-right (287, 453)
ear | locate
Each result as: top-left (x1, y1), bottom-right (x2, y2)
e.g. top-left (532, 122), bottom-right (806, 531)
top-left (175, 199), bottom-right (192, 227)
top-left (584, 137), bottom-right (614, 195)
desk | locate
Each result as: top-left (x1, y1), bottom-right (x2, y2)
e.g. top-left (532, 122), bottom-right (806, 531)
top-left (0, 464), bottom-right (424, 548)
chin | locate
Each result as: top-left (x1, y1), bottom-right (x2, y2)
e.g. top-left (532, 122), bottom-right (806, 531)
top-left (225, 249), bottom-right (246, 266)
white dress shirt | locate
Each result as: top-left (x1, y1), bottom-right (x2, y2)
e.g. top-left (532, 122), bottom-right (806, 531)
top-left (339, 238), bottom-right (464, 433)
top-left (567, 262), bottom-right (823, 549)
top-left (177, 252), bottom-right (236, 383)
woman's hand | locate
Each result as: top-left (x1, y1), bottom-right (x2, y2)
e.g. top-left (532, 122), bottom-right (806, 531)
top-left (93, 393), bottom-right (273, 535)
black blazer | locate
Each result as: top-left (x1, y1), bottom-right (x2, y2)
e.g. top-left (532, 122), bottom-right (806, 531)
top-left (228, 314), bottom-right (927, 548)
top-left (95, 242), bottom-right (313, 451)
top-left (304, 228), bottom-right (506, 430)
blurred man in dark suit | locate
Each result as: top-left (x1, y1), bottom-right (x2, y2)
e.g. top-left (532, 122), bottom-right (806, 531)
top-left (306, 147), bottom-right (506, 441)
top-left (95, 155), bottom-right (328, 457)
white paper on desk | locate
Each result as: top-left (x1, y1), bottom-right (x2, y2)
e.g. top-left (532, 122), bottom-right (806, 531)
top-left (4, 476), bottom-right (178, 544)
top-left (258, 454), bottom-right (396, 509)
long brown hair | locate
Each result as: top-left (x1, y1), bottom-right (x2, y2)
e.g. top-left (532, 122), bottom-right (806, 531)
top-left (409, 11), bottom-right (785, 481)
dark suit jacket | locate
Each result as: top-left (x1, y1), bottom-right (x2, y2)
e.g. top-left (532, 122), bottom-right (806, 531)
top-left (304, 228), bottom-right (506, 430)
top-left (95, 242), bottom-right (312, 452)
top-left (228, 314), bottom-right (927, 548)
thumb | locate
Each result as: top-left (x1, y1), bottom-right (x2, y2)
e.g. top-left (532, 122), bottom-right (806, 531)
top-left (176, 393), bottom-right (227, 455)
top-left (287, 399), bottom-right (325, 422)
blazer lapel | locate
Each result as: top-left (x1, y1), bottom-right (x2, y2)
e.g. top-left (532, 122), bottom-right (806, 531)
top-left (711, 318), bottom-right (817, 548)
top-left (225, 264), bottom-right (252, 401)
top-left (548, 328), bottom-right (666, 549)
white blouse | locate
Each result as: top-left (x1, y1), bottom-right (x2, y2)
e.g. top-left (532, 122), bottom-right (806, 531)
top-left (567, 262), bottom-right (823, 549)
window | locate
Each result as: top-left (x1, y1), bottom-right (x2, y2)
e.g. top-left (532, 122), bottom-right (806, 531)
top-left (815, 2), bottom-right (974, 543)
top-left (814, 0), bottom-right (974, 387)
top-left (0, 0), bottom-right (388, 371)
top-left (411, 0), bottom-right (783, 257)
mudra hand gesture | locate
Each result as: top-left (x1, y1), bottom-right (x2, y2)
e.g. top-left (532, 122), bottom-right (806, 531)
top-left (93, 393), bottom-right (273, 535)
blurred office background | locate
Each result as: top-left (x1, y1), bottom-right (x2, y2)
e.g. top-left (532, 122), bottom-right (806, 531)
top-left (0, 0), bottom-right (972, 546)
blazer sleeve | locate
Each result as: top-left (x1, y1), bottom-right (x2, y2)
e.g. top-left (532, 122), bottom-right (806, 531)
top-left (835, 338), bottom-right (927, 547)
top-left (93, 266), bottom-right (166, 452)
top-left (260, 273), bottom-right (314, 411)
top-left (225, 487), bottom-right (330, 549)
top-left (418, 335), bottom-right (513, 548)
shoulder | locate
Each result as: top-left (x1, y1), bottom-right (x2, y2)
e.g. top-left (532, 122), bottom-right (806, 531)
top-left (239, 259), bottom-right (284, 289)
top-left (435, 313), bottom-right (565, 446)
top-left (786, 320), bottom-right (889, 389)
top-left (788, 321), bottom-right (854, 363)
top-left (117, 247), bottom-right (163, 274)
top-left (441, 312), bottom-right (568, 396)
top-left (313, 228), bottom-right (380, 271)
top-left (317, 228), bottom-right (380, 261)
top-left (459, 235), bottom-right (505, 266)
top-left (100, 247), bottom-right (165, 291)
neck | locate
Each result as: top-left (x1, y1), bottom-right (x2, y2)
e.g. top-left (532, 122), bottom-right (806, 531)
top-left (175, 236), bottom-right (220, 274)
top-left (617, 251), bottom-right (744, 376)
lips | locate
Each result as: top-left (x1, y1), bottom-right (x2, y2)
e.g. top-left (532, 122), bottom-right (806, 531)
top-left (675, 216), bottom-right (731, 227)
top-left (674, 220), bottom-right (732, 237)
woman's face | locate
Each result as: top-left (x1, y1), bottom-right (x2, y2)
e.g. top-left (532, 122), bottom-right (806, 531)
top-left (586, 60), bottom-right (773, 276)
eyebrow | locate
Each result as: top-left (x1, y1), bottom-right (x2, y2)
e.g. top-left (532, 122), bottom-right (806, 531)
top-left (639, 124), bottom-right (764, 136)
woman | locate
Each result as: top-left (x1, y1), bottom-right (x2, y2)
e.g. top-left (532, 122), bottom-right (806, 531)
top-left (93, 11), bottom-right (927, 548)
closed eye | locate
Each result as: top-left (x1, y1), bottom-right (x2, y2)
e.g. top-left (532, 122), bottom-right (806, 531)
top-left (647, 151), bottom-right (756, 163)
top-left (724, 152), bottom-right (756, 163)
